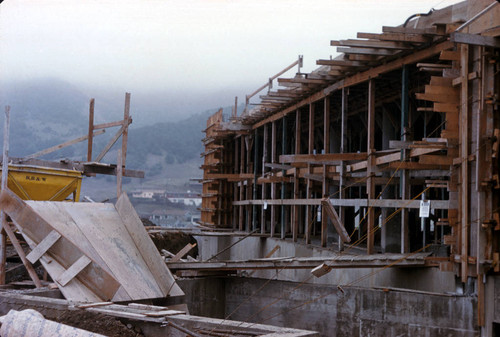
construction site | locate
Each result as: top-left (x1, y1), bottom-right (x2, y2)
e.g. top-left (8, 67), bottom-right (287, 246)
top-left (0, 0), bottom-right (499, 336)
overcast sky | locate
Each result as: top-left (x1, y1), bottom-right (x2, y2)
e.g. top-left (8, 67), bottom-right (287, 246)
top-left (0, 0), bottom-right (463, 115)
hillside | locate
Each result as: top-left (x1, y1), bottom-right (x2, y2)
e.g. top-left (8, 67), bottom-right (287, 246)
top-left (0, 78), bottom-right (235, 198)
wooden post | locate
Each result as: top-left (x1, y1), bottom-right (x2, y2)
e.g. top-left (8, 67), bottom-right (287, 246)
top-left (87, 98), bottom-right (95, 161)
top-left (239, 137), bottom-right (245, 231)
top-left (339, 88), bottom-right (348, 251)
top-left (367, 80), bottom-right (376, 254)
top-left (293, 109), bottom-right (301, 242)
top-left (261, 124), bottom-right (268, 234)
top-left (323, 96), bottom-right (330, 154)
top-left (0, 106), bottom-right (10, 284)
top-left (117, 149), bottom-right (123, 199)
top-left (280, 116), bottom-right (287, 238)
top-left (460, 44), bottom-right (469, 283)
top-left (305, 103), bottom-right (314, 244)
top-left (321, 97), bottom-right (331, 247)
top-left (1, 107), bottom-right (41, 287)
top-left (400, 65), bottom-right (410, 254)
top-left (233, 137), bottom-right (239, 230)
top-left (121, 93), bottom-right (131, 168)
top-left (270, 121), bottom-right (277, 236)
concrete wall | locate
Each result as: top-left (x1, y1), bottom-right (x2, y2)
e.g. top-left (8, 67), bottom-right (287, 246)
top-left (179, 276), bottom-right (478, 337)
top-left (194, 234), bottom-right (457, 293)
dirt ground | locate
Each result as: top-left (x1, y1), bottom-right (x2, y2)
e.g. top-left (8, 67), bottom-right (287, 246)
top-left (56, 310), bottom-right (144, 337)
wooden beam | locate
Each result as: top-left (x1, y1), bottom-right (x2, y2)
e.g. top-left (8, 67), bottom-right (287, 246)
top-left (232, 198), bottom-right (451, 209)
top-left (451, 32), bottom-right (500, 48)
top-left (25, 130), bottom-right (106, 160)
top-left (331, 39), bottom-right (412, 50)
top-left (357, 32), bottom-right (431, 43)
top-left (253, 40), bottom-right (454, 130)
top-left (87, 99), bottom-right (94, 162)
top-left (322, 198), bottom-right (350, 243)
top-left (367, 79), bottom-right (375, 254)
top-left (460, 44), bottom-right (469, 284)
top-left (280, 153), bottom-right (367, 163)
top-left (337, 47), bottom-right (397, 56)
top-left (0, 106), bottom-right (9, 284)
top-left (95, 124), bottom-right (127, 162)
top-left (121, 93), bottom-right (131, 167)
top-left (170, 243), bottom-right (197, 262)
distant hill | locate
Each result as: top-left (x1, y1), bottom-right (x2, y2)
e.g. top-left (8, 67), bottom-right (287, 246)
top-left (0, 78), bottom-right (235, 180)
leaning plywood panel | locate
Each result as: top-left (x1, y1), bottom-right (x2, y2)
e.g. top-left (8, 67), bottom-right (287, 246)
top-left (115, 193), bottom-right (184, 297)
top-left (0, 190), bottom-right (120, 301)
top-left (33, 202), bottom-right (166, 300)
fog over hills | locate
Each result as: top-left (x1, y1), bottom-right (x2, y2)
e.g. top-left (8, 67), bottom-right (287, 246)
top-left (0, 78), bottom-right (237, 196)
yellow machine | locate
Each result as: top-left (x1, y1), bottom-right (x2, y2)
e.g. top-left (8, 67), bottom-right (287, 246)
top-left (0, 165), bottom-right (82, 201)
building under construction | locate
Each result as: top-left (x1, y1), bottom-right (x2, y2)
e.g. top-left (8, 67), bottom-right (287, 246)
top-left (198, 1), bottom-right (500, 335)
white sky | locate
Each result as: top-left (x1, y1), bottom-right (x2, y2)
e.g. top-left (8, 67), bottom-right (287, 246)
top-left (0, 0), bottom-right (463, 111)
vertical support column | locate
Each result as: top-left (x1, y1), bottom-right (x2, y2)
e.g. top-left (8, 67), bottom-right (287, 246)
top-left (460, 44), bottom-right (469, 283)
top-left (306, 103), bottom-right (314, 244)
top-left (117, 149), bottom-right (123, 198)
top-left (121, 92), bottom-right (131, 167)
top-left (233, 137), bottom-right (239, 230)
top-left (239, 137), bottom-right (245, 231)
top-left (321, 97), bottom-right (331, 247)
top-left (281, 116), bottom-right (287, 239)
top-left (293, 110), bottom-right (301, 242)
top-left (339, 88), bottom-right (348, 251)
top-left (253, 129), bottom-right (259, 231)
top-left (0, 106), bottom-right (10, 284)
top-left (261, 124), bottom-right (268, 234)
top-left (400, 65), bottom-right (410, 253)
top-left (367, 80), bottom-right (376, 255)
top-left (270, 121), bottom-right (277, 237)
top-left (87, 98), bottom-right (95, 162)
top-left (245, 135), bottom-right (253, 232)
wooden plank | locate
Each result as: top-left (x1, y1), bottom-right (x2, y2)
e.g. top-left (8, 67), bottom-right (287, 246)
top-left (430, 76), bottom-right (453, 86)
top-left (440, 50), bottom-right (460, 61)
top-left (26, 230), bottom-right (61, 264)
top-left (451, 32), bottom-right (500, 48)
top-left (144, 310), bottom-right (186, 317)
top-left (357, 32), bottom-right (431, 43)
top-left (23, 235), bottom-right (101, 302)
top-left (57, 255), bottom-right (92, 286)
top-left (94, 119), bottom-right (129, 130)
top-left (170, 243), bottom-right (197, 262)
top-left (424, 85), bottom-right (459, 96)
top-left (382, 26), bottom-right (438, 35)
top-left (3, 222), bottom-right (43, 288)
top-left (337, 47), bottom-right (396, 56)
top-left (60, 202), bottom-right (164, 299)
top-left (24, 130), bottom-right (105, 160)
top-left (330, 39), bottom-right (411, 50)
top-left (0, 190), bottom-right (120, 301)
top-left (415, 92), bottom-right (459, 103)
top-left (280, 153), bottom-right (367, 163)
top-left (434, 102), bottom-right (459, 113)
top-left (419, 155), bottom-right (453, 166)
top-left (95, 124), bottom-right (126, 162)
top-left (115, 193), bottom-right (184, 297)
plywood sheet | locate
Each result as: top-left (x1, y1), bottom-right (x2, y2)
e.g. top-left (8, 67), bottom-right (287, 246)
top-left (0, 189), bottom-right (183, 302)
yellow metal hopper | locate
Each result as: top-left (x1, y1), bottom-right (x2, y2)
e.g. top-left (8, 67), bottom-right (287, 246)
top-left (0, 165), bottom-right (82, 201)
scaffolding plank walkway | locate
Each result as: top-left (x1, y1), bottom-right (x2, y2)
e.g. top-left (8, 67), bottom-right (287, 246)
top-left (167, 253), bottom-right (430, 271)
